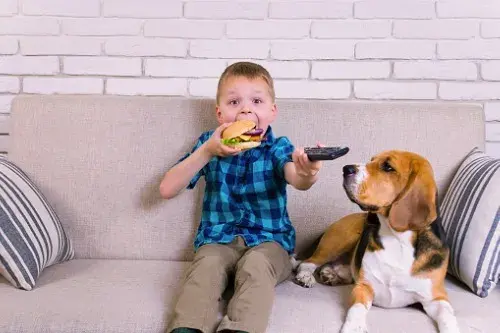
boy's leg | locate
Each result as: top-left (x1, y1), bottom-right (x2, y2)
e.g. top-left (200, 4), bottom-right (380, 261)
top-left (217, 241), bottom-right (292, 333)
top-left (167, 242), bottom-right (243, 333)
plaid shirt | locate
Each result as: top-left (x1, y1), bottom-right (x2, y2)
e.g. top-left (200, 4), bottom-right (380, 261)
top-left (178, 126), bottom-right (296, 254)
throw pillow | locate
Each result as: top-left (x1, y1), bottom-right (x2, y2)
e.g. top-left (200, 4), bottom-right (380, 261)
top-left (0, 157), bottom-right (74, 290)
top-left (440, 148), bottom-right (499, 297)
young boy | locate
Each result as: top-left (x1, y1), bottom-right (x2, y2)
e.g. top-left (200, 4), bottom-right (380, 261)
top-left (160, 62), bottom-right (323, 333)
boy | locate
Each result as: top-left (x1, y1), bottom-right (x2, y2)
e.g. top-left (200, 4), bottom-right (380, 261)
top-left (160, 62), bottom-right (323, 333)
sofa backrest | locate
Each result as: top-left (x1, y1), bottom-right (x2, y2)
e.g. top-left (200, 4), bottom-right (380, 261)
top-left (9, 95), bottom-right (484, 260)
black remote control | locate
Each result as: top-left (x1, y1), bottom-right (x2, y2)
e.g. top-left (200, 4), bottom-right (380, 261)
top-left (305, 146), bottom-right (350, 161)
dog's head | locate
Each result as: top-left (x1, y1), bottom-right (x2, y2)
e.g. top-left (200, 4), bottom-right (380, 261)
top-left (342, 150), bottom-right (437, 232)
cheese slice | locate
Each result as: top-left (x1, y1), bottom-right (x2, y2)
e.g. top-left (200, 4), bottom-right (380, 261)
top-left (239, 134), bottom-right (251, 141)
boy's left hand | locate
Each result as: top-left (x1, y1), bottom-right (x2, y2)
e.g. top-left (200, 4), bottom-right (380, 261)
top-left (292, 143), bottom-right (323, 178)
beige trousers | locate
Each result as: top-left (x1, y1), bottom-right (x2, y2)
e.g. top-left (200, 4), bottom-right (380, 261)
top-left (167, 236), bottom-right (292, 333)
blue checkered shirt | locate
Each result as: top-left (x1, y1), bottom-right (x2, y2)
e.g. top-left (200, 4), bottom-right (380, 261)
top-left (178, 126), bottom-right (296, 254)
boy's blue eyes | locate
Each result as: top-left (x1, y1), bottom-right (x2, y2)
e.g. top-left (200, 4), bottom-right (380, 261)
top-left (228, 99), bottom-right (263, 105)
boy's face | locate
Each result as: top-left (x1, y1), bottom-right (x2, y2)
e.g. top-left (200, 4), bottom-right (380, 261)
top-left (216, 76), bottom-right (277, 134)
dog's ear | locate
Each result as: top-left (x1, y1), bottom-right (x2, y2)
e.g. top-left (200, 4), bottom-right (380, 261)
top-left (388, 160), bottom-right (437, 232)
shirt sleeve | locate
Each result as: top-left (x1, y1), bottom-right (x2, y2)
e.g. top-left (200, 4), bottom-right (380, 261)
top-left (271, 136), bottom-right (295, 182)
top-left (175, 131), bottom-right (212, 189)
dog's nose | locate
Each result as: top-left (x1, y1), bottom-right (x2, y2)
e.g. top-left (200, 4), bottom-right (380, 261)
top-left (343, 165), bottom-right (357, 176)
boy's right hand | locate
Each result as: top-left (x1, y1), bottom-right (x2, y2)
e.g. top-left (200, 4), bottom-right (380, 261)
top-left (204, 123), bottom-right (242, 158)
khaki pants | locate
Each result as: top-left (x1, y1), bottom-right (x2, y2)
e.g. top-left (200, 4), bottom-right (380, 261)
top-left (167, 236), bottom-right (292, 333)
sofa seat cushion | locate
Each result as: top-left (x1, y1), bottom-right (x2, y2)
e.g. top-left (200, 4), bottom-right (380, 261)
top-left (0, 259), bottom-right (187, 333)
top-left (0, 260), bottom-right (498, 333)
top-left (270, 276), bottom-right (499, 333)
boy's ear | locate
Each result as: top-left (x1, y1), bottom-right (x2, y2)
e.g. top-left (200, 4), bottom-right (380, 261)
top-left (215, 106), bottom-right (224, 124)
top-left (271, 103), bottom-right (278, 120)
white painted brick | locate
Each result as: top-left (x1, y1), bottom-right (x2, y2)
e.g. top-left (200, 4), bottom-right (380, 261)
top-left (394, 20), bottom-right (478, 40)
top-left (269, 2), bottom-right (352, 19)
top-left (0, 76), bottom-right (19, 93)
top-left (144, 20), bottom-right (224, 39)
top-left (271, 40), bottom-right (355, 60)
top-left (0, 135), bottom-right (9, 152)
top-left (0, 114), bottom-right (10, 133)
top-left (23, 0), bottom-right (100, 17)
top-left (312, 20), bottom-right (391, 39)
top-left (0, 0), bottom-right (17, 16)
top-left (355, 81), bottom-right (437, 100)
top-left (357, 41), bottom-right (435, 59)
top-left (107, 78), bottom-right (187, 96)
top-left (64, 57), bottom-right (142, 76)
top-left (227, 59), bottom-right (310, 79)
top-left (275, 80), bottom-right (351, 99)
top-left (190, 40), bottom-right (269, 59)
top-left (355, 1), bottom-right (434, 19)
top-left (482, 61), bottom-right (500, 81)
top-left (62, 19), bottom-right (142, 36)
top-left (437, 1), bottom-right (500, 19)
top-left (438, 41), bottom-right (500, 59)
top-left (227, 20), bottom-right (309, 39)
top-left (21, 37), bottom-right (101, 55)
top-left (0, 56), bottom-right (59, 74)
top-left (105, 38), bottom-right (187, 57)
top-left (185, 2), bottom-right (266, 19)
top-left (484, 102), bottom-right (500, 121)
top-left (145, 59), bottom-right (227, 77)
top-left (0, 95), bottom-right (14, 114)
top-left (24, 77), bottom-right (103, 94)
top-left (394, 61), bottom-right (477, 80)
top-left (482, 21), bottom-right (500, 38)
top-left (440, 82), bottom-right (500, 100)
top-left (486, 123), bottom-right (500, 141)
top-left (0, 18), bottom-right (59, 35)
top-left (103, 0), bottom-right (182, 18)
top-left (0, 37), bottom-right (18, 54)
top-left (486, 142), bottom-right (500, 158)
top-left (312, 61), bottom-right (390, 79)
top-left (189, 78), bottom-right (218, 97)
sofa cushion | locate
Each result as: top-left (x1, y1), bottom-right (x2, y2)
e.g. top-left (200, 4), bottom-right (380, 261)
top-left (441, 148), bottom-right (500, 297)
top-left (0, 157), bottom-right (74, 290)
top-left (0, 259), bottom-right (498, 333)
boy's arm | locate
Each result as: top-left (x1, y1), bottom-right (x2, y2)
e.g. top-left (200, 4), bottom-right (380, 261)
top-left (159, 142), bottom-right (212, 199)
top-left (159, 123), bottom-right (240, 199)
top-left (284, 148), bottom-right (322, 191)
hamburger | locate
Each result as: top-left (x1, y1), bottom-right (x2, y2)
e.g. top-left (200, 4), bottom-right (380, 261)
top-left (221, 120), bottom-right (264, 150)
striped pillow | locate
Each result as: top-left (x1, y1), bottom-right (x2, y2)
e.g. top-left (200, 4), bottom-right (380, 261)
top-left (0, 157), bottom-right (74, 290)
top-left (441, 148), bottom-right (499, 297)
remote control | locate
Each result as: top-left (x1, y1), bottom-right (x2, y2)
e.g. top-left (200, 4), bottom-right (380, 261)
top-left (305, 146), bottom-right (350, 161)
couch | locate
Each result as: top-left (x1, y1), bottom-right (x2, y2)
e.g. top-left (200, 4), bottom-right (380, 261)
top-left (1, 95), bottom-right (498, 333)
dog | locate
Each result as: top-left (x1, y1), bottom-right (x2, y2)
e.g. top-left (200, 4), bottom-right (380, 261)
top-left (294, 150), bottom-right (460, 333)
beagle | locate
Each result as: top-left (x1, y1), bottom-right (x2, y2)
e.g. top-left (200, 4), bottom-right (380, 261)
top-left (294, 150), bottom-right (460, 333)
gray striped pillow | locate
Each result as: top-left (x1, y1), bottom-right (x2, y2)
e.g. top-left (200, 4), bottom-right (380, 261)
top-left (0, 157), bottom-right (74, 290)
top-left (441, 148), bottom-right (499, 297)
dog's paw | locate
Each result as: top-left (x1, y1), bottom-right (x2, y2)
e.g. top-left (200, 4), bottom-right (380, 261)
top-left (319, 264), bottom-right (353, 286)
top-left (340, 321), bottom-right (368, 333)
top-left (439, 319), bottom-right (460, 333)
top-left (294, 270), bottom-right (317, 288)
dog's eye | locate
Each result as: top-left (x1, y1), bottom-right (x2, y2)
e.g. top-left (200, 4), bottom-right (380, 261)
top-left (381, 161), bottom-right (395, 172)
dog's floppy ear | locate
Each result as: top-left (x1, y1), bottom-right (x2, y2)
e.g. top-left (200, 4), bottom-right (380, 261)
top-left (388, 159), bottom-right (437, 232)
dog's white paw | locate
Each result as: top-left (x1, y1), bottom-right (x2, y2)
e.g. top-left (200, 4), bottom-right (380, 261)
top-left (340, 321), bottom-right (368, 333)
top-left (341, 304), bottom-right (369, 333)
top-left (294, 270), bottom-right (316, 288)
top-left (439, 320), bottom-right (460, 333)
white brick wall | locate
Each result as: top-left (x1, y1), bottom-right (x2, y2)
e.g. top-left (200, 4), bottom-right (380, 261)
top-left (0, 0), bottom-right (499, 157)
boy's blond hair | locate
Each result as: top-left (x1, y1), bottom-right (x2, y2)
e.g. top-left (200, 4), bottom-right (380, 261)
top-left (216, 62), bottom-right (275, 105)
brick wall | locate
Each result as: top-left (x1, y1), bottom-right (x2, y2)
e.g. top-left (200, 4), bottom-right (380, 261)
top-left (1, 0), bottom-right (499, 156)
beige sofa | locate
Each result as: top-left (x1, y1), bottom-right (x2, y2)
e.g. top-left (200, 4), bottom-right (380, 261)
top-left (1, 95), bottom-right (498, 333)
